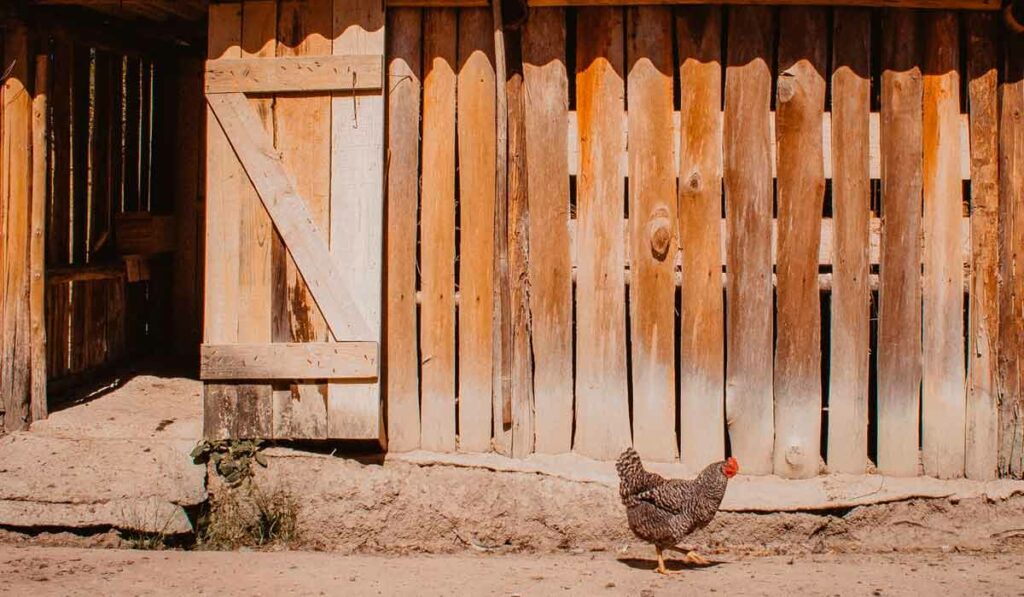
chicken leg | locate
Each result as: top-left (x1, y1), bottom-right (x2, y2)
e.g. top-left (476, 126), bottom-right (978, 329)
top-left (655, 547), bottom-right (678, 575)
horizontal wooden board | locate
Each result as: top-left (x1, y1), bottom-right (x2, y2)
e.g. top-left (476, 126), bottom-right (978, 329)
top-left (566, 111), bottom-right (971, 180)
top-left (205, 55), bottom-right (383, 93)
top-left (201, 342), bottom-right (378, 380)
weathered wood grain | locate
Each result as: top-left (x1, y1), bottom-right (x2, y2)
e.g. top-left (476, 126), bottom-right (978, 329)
top-left (1, 22), bottom-right (33, 433)
top-left (457, 8), bottom-right (497, 453)
top-left (235, 0), bottom-right (275, 440)
top-left (272, 0), bottom-right (333, 440)
top-left (626, 6), bottom-right (677, 462)
top-left (773, 6), bottom-right (826, 479)
top-left (492, 0), bottom-right (513, 456)
top-left (878, 9), bottom-right (923, 477)
top-left (329, 0), bottom-right (386, 441)
top-left (998, 32), bottom-right (1024, 478)
top-left (205, 54), bottom-right (382, 94)
top-left (677, 5), bottom-right (724, 471)
top-left (724, 6), bottom-right (775, 475)
top-left (201, 343), bottom-right (378, 380)
top-left (419, 8), bottom-right (458, 452)
top-left (384, 8), bottom-right (423, 452)
top-left (523, 8), bottom-right (572, 454)
top-left (30, 54), bottom-right (49, 423)
top-left (507, 28), bottom-right (535, 459)
top-left (572, 7), bottom-right (631, 460)
top-left (203, 2), bottom-right (243, 440)
top-left (922, 11), bottom-right (966, 479)
top-left (827, 8), bottom-right (871, 474)
top-left (965, 12), bottom-right (999, 481)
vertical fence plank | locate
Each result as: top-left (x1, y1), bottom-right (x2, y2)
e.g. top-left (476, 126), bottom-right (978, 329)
top-left (573, 7), bottom-right (631, 460)
top-left (457, 8), bottom-right (497, 453)
top-left (71, 45), bottom-right (89, 265)
top-left (273, 0), bottom-right (333, 440)
top-left (724, 6), bottom-right (775, 475)
top-left (30, 53), bottom-right (49, 422)
top-left (626, 6), bottom-right (677, 462)
top-left (677, 5), bottom-right (724, 471)
top-left (965, 13), bottom-right (999, 481)
top-left (203, 2), bottom-right (243, 440)
top-left (235, 0), bottom-right (276, 439)
top-left (330, 0), bottom-right (386, 441)
top-left (828, 8), bottom-right (871, 474)
top-left (773, 7), bottom-right (826, 479)
top-left (385, 8), bottom-right (423, 452)
top-left (999, 32), bottom-right (1024, 478)
top-left (523, 8), bottom-right (572, 455)
top-left (91, 52), bottom-right (111, 262)
top-left (922, 11), bottom-right (965, 478)
top-left (1, 22), bottom-right (33, 433)
top-left (420, 8), bottom-right (458, 452)
top-left (878, 9), bottom-right (923, 477)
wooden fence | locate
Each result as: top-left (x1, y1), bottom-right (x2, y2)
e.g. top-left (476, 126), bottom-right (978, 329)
top-left (383, 5), bottom-right (1024, 480)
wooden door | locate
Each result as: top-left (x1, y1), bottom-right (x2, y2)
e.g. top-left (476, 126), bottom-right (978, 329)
top-left (201, 0), bottom-right (385, 442)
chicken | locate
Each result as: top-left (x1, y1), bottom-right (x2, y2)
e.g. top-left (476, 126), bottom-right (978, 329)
top-left (616, 448), bottom-right (739, 574)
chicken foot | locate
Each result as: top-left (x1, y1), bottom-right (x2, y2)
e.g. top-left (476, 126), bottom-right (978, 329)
top-left (654, 547), bottom-right (679, 575)
top-left (667, 546), bottom-right (713, 566)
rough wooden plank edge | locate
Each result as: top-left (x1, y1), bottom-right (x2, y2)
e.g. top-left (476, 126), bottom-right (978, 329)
top-left (30, 53), bottom-right (50, 423)
top-left (200, 342), bottom-right (379, 380)
top-left (381, 450), bottom-right (1024, 512)
top-left (205, 54), bottom-right (384, 94)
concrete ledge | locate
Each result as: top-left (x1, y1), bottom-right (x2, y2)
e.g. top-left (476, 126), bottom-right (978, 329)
top-left (382, 450), bottom-right (1024, 511)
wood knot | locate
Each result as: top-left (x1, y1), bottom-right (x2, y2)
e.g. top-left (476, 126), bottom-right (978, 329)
top-left (686, 172), bottom-right (702, 192)
top-left (648, 208), bottom-right (672, 261)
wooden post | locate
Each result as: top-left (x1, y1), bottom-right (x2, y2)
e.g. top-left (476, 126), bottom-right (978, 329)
top-left (203, 2), bottom-right (243, 440)
top-left (385, 8), bottom-right (423, 452)
top-left (523, 8), bottom-right (572, 455)
top-left (1, 20), bottom-right (34, 432)
top-left (724, 6), bottom-right (775, 475)
top-left (877, 10), bottom-right (923, 477)
top-left (998, 29), bottom-right (1024, 478)
top-left (419, 8), bottom-right (458, 452)
top-left (235, 0), bottom-right (276, 439)
top-left (492, 0), bottom-right (513, 455)
top-left (572, 7), bottom-right (631, 461)
top-left (627, 6), bottom-right (677, 462)
top-left (506, 24), bottom-right (534, 458)
top-left (30, 53), bottom-right (49, 423)
top-left (965, 12), bottom-right (999, 481)
top-left (677, 5), bottom-right (725, 472)
top-left (457, 8), bottom-right (497, 453)
top-left (773, 7), bottom-right (826, 479)
top-left (828, 8), bottom-right (871, 474)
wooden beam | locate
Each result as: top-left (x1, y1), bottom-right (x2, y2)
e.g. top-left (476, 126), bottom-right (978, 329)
top-left (30, 53), bottom-right (49, 423)
top-left (46, 264), bottom-right (125, 285)
top-left (200, 342), bottom-right (378, 380)
top-left (206, 91), bottom-right (372, 341)
top-left (205, 55), bottom-right (383, 94)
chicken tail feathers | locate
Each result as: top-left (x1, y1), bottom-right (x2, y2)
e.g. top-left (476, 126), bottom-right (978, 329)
top-left (616, 447), bottom-right (645, 481)
top-left (616, 447), bottom-right (666, 504)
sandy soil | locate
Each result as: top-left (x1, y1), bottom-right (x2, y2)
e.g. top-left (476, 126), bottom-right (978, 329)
top-left (0, 546), bottom-right (1020, 596)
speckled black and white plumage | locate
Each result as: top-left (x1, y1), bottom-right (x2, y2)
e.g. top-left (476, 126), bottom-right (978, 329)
top-left (616, 448), bottom-right (731, 549)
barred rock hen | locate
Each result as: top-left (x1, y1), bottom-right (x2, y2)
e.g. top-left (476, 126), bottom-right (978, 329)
top-left (616, 448), bottom-right (739, 574)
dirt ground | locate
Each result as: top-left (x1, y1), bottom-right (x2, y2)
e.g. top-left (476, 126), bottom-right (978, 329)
top-left (0, 546), bottom-right (1020, 596)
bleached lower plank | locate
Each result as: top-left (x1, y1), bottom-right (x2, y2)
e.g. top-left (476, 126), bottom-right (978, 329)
top-left (205, 55), bottom-right (383, 94)
top-left (206, 91), bottom-right (371, 341)
top-left (201, 343), bottom-right (378, 380)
